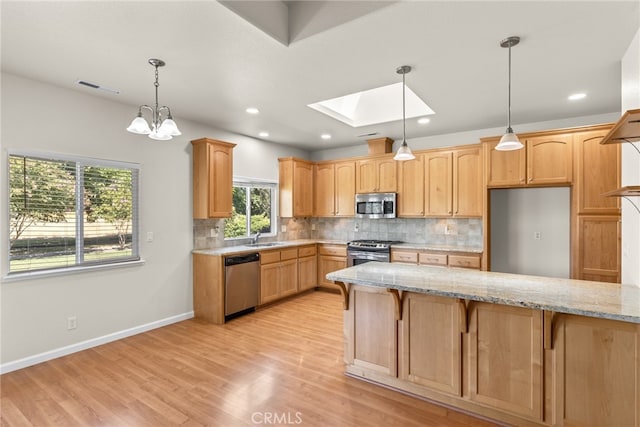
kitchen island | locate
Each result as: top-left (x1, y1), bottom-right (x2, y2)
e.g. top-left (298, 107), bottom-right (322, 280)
top-left (327, 262), bottom-right (640, 427)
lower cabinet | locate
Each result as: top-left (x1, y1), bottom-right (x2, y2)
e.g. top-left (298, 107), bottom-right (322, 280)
top-left (298, 245), bottom-right (318, 291)
top-left (390, 248), bottom-right (482, 270)
top-left (552, 314), bottom-right (640, 427)
top-left (317, 244), bottom-right (347, 290)
top-left (400, 293), bottom-right (462, 396)
top-left (260, 248), bottom-right (298, 304)
top-left (344, 288), bottom-right (640, 426)
top-left (468, 302), bottom-right (543, 422)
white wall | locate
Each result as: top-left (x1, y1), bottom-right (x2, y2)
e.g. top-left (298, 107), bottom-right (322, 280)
top-left (310, 113), bottom-right (621, 162)
top-left (621, 28), bottom-right (640, 287)
top-left (490, 188), bottom-right (570, 278)
top-left (0, 72), bottom-right (308, 370)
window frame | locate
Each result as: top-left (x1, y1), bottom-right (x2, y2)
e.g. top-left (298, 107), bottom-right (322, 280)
top-left (224, 177), bottom-right (278, 242)
top-left (4, 149), bottom-right (142, 280)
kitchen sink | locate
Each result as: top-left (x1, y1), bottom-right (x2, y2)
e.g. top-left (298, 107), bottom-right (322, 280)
top-left (246, 242), bottom-right (285, 248)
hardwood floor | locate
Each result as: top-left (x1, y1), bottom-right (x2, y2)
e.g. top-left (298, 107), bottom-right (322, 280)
top-left (1, 291), bottom-right (500, 426)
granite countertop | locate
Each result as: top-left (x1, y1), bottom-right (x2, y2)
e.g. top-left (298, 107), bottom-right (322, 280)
top-left (326, 262), bottom-right (640, 324)
top-left (193, 240), bottom-right (482, 256)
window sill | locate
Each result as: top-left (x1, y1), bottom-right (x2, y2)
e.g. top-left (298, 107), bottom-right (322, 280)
top-left (1, 259), bottom-right (146, 283)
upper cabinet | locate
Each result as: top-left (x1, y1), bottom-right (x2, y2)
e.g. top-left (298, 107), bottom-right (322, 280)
top-left (279, 157), bottom-right (314, 218)
top-left (484, 131), bottom-right (573, 187)
top-left (192, 138), bottom-right (236, 219)
top-left (355, 157), bottom-right (397, 193)
top-left (314, 161), bottom-right (356, 217)
top-left (397, 155), bottom-right (425, 217)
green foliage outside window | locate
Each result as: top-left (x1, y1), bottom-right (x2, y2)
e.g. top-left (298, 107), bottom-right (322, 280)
top-left (225, 185), bottom-right (274, 239)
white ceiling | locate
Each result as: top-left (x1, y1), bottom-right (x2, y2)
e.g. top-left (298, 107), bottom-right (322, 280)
top-left (2, 1), bottom-right (639, 151)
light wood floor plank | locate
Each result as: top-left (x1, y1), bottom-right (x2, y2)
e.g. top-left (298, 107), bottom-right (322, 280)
top-left (1, 291), bottom-right (499, 426)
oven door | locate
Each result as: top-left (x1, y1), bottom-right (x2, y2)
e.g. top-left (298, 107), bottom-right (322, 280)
top-left (347, 250), bottom-right (390, 267)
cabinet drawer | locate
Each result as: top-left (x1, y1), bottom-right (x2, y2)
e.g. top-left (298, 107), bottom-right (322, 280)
top-left (281, 248), bottom-right (298, 261)
top-left (298, 245), bottom-right (317, 257)
top-left (319, 245), bottom-right (347, 257)
top-left (260, 250), bottom-right (281, 265)
top-left (419, 253), bottom-right (448, 266)
top-left (448, 254), bottom-right (480, 269)
top-left (391, 250), bottom-right (418, 264)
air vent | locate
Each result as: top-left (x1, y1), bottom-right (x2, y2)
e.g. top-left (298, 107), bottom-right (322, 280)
top-left (75, 80), bottom-right (120, 94)
top-left (357, 132), bottom-right (379, 138)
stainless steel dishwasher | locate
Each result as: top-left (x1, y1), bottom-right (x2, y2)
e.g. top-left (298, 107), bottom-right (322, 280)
top-left (225, 253), bottom-right (260, 319)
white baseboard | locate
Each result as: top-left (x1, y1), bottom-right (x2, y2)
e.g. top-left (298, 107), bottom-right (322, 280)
top-left (0, 311), bottom-right (194, 375)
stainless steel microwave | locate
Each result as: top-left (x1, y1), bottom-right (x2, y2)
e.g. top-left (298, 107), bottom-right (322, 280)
top-left (355, 193), bottom-right (397, 219)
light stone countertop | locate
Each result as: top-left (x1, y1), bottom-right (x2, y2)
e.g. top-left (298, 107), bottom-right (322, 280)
top-left (192, 240), bottom-right (482, 256)
top-left (326, 262), bottom-right (640, 324)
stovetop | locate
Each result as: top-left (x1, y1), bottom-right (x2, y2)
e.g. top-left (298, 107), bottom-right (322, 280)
top-left (347, 240), bottom-right (401, 250)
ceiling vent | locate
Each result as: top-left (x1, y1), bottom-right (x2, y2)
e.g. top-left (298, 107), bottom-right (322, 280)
top-left (75, 80), bottom-right (120, 94)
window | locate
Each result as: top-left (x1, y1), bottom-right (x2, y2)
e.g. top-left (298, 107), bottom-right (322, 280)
top-left (8, 152), bottom-right (139, 275)
top-left (225, 181), bottom-right (276, 239)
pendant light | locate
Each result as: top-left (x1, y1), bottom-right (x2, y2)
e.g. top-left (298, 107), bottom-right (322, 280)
top-left (127, 58), bottom-right (181, 141)
top-left (393, 65), bottom-right (416, 161)
top-left (496, 36), bottom-right (523, 151)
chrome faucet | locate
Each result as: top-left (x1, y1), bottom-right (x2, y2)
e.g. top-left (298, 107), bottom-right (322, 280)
top-left (251, 232), bottom-right (261, 244)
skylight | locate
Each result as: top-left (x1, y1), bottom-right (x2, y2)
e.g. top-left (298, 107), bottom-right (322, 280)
top-left (308, 82), bottom-right (434, 128)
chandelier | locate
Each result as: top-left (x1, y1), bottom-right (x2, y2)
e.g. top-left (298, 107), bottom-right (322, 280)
top-left (126, 58), bottom-right (181, 141)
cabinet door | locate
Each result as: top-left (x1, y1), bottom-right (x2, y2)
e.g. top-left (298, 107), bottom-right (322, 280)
top-left (553, 315), bottom-right (640, 427)
top-left (260, 263), bottom-right (280, 304)
top-left (314, 163), bottom-right (335, 216)
top-left (400, 293), bottom-right (462, 396)
top-left (397, 155), bottom-right (425, 217)
top-left (485, 139), bottom-right (526, 187)
top-left (192, 138), bottom-right (235, 219)
top-left (453, 147), bottom-right (482, 217)
top-left (317, 255), bottom-right (347, 290)
top-left (293, 161), bottom-right (314, 216)
top-left (298, 255), bottom-right (317, 291)
top-left (576, 215), bottom-right (620, 283)
top-left (355, 159), bottom-right (377, 193)
top-left (279, 259), bottom-right (298, 297)
top-left (334, 161), bottom-right (356, 216)
top-left (376, 158), bottom-right (397, 192)
top-left (345, 285), bottom-right (398, 377)
top-left (425, 151), bottom-right (453, 216)
top-left (468, 303), bottom-right (543, 421)
top-left (526, 134), bottom-right (573, 185)
top-left (575, 129), bottom-right (620, 215)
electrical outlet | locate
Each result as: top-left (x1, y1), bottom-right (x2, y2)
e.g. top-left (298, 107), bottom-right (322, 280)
top-left (281, 225), bottom-right (287, 233)
top-left (146, 231), bottom-right (154, 243)
top-left (444, 224), bottom-right (452, 235)
top-left (354, 223), bottom-right (359, 232)
top-left (311, 223), bottom-right (316, 231)
top-left (67, 316), bottom-right (77, 330)
top-left (534, 231), bottom-right (542, 240)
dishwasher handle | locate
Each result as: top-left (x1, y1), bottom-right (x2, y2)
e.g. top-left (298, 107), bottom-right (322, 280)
top-left (225, 253), bottom-right (260, 266)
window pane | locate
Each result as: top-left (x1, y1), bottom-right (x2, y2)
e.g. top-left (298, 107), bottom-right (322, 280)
top-left (225, 186), bottom-right (248, 238)
top-left (250, 187), bottom-right (272, 234)
top-left (9, 156), bottom-right (76, 272)
top-left (83, 166), bottom-right (134, 263)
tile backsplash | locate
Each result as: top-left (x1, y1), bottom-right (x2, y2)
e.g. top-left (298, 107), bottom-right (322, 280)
top-left (194, 217), bottom-right (482, 249)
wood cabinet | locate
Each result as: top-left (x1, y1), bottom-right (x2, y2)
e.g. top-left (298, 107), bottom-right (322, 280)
top-left (390, 248), bottom-right (481, 270)
top-left (191, 138), bottom-right (236, 218)
top-left (399, 293), bottom-right (462, 396)
top-left (298, 245), bottom-right (317, 291)
top-left (193, 253), bottom-right (225, 324)
top-left (553, 314), bottom-right (640, 427)
top-left (397, 155), bottom-right (425, 217)
top-left (345, 285), bottom-right (398, 377)
top-left (484, 132), bottom-right (573, 187)
top-left (355, 157), bottom-right (397, 193)
top-left (314, 161), bottom-right (355, 216)
top-left (424, 146), bottom-right (482, 217)
top-left (468, 302), bottom-right (543, 421)
top-left (317, 244), bottom-right (347, 290)
top-left (260, 248), bottom-right (298, 304)
top-left (279, 157), bottom-right (314, 218)
top-left (575, 215), bottom-right (621, 283)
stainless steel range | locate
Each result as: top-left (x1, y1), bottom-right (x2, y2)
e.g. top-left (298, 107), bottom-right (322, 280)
top-left (347, 240), bottom-right (399, 266)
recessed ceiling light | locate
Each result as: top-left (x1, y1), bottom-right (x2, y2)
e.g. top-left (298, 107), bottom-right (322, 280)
top-left (568, 93), bottom-right (587, 101)
top-left (417, 117), bottom-right (430, 124)
top-left (246, 107), bottom-right (260, 114)
top-left (321, 134), bottom-right (332, 140)
top-left (259, 131), bottom-right (269, 138)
